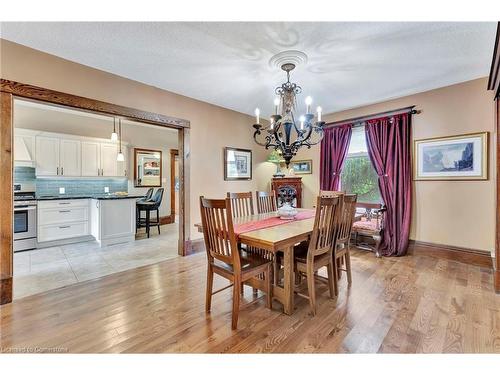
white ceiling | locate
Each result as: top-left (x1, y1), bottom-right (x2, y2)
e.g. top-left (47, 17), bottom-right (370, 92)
top-left (1, 22), bottom-right (497, 116)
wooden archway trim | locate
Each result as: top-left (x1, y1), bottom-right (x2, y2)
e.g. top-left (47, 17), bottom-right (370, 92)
top-left (0, 79), bottom-right (191, 305)
top-left (0, 79), bottom-right (190, 129)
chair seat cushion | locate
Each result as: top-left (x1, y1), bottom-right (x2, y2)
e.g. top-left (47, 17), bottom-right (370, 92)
top-left (352, 218), bottom-right (379, 233)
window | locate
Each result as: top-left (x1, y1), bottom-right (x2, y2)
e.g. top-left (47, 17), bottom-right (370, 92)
top-left (340, 126), bottom-right (382, 203)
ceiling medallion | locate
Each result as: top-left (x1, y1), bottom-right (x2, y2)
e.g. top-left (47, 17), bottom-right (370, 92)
top-left (253, 52), bottom-right (324, 168)
top-left (268, 50), bottom-right (308, 70)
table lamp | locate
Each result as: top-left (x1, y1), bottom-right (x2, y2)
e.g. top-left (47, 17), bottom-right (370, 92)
top-left (267, 150), bottom-right (285, 178)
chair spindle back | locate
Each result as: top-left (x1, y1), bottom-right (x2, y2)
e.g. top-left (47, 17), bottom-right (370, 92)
top-left (199, 197), bottom-right (240, 267)
top-left (256, 191), bottom-right (277, 214)
top-left (227, 192), bottom-right (254, 218)
top-left (337, 194), bottom-right (358, 245)
top-left (307, 196), bottom-right (343, 258)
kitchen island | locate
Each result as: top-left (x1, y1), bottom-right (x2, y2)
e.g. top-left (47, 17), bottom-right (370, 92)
top-left (90, 196), bottom-right (142, 247)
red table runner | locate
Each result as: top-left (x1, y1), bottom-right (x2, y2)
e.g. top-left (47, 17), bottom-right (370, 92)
top-left (234, 210), bottom-right (316, 237)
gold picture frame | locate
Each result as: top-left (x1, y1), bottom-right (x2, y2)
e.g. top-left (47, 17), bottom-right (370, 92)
top-left (290, 159), bottom-right (312, 175)
top-left (413, 132), bottom-right (488, 181)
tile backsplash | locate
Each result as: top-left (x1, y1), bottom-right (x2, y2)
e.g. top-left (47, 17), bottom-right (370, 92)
top-left (14, 166), bottom-right (36, 182)
top-left (14, 166), bottom-right (128, 196)
top-left (36, 178), bottom-right (128, 196)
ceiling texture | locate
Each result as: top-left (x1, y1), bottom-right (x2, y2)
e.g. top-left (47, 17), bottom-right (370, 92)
top-left (1, 22), bottom-right (497, 116)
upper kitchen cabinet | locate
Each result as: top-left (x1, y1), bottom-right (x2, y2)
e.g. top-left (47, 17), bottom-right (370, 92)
top-left (36, 136), bottom-right (80, 177)
top-left (81, 141), bottom-right (101, 176)
top-left (117, 146), bottom-right (128, 177)
top-left (25, 129), bottom-right (128, 178)
top-left (100, 143), bottom-right (118, 177)
top-left (60, 139), bottom-right (81, 176)
top-left (35, 136), bottom-right (60, 176)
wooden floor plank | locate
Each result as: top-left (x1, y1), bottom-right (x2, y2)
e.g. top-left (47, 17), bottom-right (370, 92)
top-left (1, 248), bottom-right (499, 353)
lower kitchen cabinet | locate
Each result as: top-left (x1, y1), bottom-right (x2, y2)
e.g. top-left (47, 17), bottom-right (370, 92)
top-left (90, 198), bottom-right (136, 247)
top-left (37, 199), bottom-right (90, 243)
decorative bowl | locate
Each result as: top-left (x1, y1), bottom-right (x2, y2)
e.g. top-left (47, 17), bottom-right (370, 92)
top-left (278, 202), bottom-right (298, 220)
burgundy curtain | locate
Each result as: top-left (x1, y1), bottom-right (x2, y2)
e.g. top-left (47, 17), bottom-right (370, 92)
top-left (365, 113), bottom-right (412, 256)
top-left (320, 124), bottom-right (352, 191)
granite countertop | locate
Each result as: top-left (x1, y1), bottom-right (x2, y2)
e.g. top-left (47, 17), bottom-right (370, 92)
top-left (36, 194), bottom-right (146, 201)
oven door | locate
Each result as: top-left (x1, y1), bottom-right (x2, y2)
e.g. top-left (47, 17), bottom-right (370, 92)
top-left (14, 205), bottom-right (37, 240)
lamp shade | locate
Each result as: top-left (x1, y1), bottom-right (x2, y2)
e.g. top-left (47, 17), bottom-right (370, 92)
top-left (267, 150), bottom-right (285, 164)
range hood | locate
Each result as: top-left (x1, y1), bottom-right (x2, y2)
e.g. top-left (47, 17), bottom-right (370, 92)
top-left (14, 136), bottom-right (35, 167)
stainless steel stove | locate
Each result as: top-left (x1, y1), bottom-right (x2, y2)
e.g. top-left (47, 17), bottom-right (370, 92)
top-left (13, 183), bottom-right (37, 252)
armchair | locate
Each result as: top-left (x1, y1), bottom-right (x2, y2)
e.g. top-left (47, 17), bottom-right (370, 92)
top-left (351, 202), bottom-right (386, 257)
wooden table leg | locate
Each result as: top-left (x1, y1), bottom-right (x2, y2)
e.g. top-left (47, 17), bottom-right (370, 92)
top-left (283, 245), bottom-right (294, 315)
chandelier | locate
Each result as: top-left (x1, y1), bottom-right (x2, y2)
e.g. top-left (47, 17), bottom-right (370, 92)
top-left (252, 62), bottom-right (325, 168)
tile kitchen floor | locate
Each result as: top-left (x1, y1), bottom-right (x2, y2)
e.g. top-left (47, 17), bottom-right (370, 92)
top-left (13, 223), bottom-right (179, 299)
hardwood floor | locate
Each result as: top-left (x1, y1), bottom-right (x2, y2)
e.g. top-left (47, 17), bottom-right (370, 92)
top-left (1, 248), bottom-right (499, 353)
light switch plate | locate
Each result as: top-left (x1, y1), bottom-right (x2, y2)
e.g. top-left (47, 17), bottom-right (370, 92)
top-left (59, 187), bottom-right (65, 194)
top-left (104, 187), bottom-right (109, 193)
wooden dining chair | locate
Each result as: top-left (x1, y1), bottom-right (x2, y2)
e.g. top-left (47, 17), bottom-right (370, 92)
top-left (319, 190), bottom-right (344, 197)
top-left (227, 192), bottom-right (254, 218)
top-left (293, 195), bottom-right (343, 315)
top-left (255, 191), bottom-right (277, 214)
top-left (334, 194), bottom-right (358, 292)
top-left (200, 196), bottom-right (272, 330)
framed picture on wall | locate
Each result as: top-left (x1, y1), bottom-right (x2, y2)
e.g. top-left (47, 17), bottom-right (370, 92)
top-left (290, 159), bottom-right (312, 175)
top-left (224, 147), bottom-right (252, 180)
top-left (414, 132), bottom-right (488, 180)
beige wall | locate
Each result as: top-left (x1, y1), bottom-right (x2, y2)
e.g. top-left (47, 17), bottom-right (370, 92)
top-left (291, 78), bottom-right (496, 254)
top-left (2, 40), bottom-right (495, 252)
top-left (0, 39), bottom-right (272, 239)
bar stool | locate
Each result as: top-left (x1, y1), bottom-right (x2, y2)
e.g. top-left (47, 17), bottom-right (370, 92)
top-left (136, 188), bottom-right (154, 230)
top-left (137, 188), bottom-right (164, 238)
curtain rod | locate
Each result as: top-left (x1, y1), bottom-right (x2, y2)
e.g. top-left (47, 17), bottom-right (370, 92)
top-left (324, 105), bottom-right (418, 128)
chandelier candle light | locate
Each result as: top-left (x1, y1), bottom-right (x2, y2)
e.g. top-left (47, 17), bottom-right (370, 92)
top-left (252, 62), bottom-right (325, 167)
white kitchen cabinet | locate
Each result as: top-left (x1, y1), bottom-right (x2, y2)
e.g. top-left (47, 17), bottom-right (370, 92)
top-left (60, 139), bottom-right (81, 176)
top-left (38, 199), bottom-right (90, 243)
top-left (100, 143), bottom-right (118, 177)
top-left (23, 129), bottom-right (128, 177)
top-left (81, 141), bottom-right (101, 176)
top-left (35, 136), bottom-right (60, 176)
top-left (90, 198), bottom-right (136, 247)
top-left (117, 145), bottom-right (128, 177)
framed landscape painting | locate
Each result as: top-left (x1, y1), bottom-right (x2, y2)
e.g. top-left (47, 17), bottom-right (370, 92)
top-left (414, 132), bottom-right (488, 180)
top-left (224, 147), bottom-right (252, 180)
top-left (290, 159), bottom-right (312, 175)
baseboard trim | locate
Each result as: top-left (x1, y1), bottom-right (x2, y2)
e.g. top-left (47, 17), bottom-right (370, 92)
top-left (494, 269), bottom-right (500, 294)
top-left (184, 238), bottom-right (205, 256)
top-left (0, 277), bottom-right (13, 305)
top-left (408, 240), bottom-right (493, 268)
top-left (160, 215), bottom-right (175, 225)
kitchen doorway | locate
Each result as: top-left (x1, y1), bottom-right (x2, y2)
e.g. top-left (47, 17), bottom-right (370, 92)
top-left (1, 80), bottom-right (190, 304)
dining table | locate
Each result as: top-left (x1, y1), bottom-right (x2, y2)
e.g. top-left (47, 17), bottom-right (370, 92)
top-left (194, 208), bottom-right (362, 315)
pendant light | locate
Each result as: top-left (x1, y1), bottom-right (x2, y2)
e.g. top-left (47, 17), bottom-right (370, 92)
top-left (111, 117), bottom-right (118, 142)
top-left (117, 119), bottom-right (125, 162)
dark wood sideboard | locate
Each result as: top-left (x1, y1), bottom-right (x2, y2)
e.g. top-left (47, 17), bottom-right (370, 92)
top-left (271, 177), bottom-right (303, 208)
